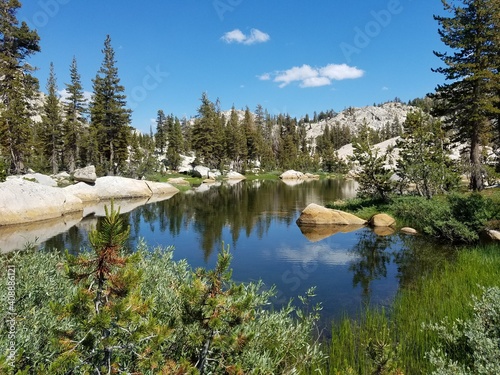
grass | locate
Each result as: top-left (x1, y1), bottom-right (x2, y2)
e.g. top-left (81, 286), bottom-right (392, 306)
top-left (322, 244), bottom-right (500, 374)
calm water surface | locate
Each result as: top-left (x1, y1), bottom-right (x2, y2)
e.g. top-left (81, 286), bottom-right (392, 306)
top-left (42, 179), bottom-right (443, 325)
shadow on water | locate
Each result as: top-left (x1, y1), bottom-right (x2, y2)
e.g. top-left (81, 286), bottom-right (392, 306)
top-left (9, 179), bottom-right (455, 325)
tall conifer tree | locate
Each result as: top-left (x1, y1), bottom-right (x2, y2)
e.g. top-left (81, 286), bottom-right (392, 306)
top-left (41, 62), bottom-right (64, 174)
top-left (63, 56), bottom-right (87, 172)
top-left (432, 0), bottom-right (500, 191)
top-left (0, 0), bottom-right (40, 174)
top-left (90, 35), bottom-right (131, 176)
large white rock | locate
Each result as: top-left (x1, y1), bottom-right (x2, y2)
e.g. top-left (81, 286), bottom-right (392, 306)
top-left (0, 179), bottom-right (83, 226)
top-left (144, 180), bottom-right (180, 196)
top-left (226, 171), bottom-right (246, 180)
top-left (87, 176), bottom-right (160, 200)
top-left (73, 165), bottom-right (97, 183)
top-left (8, 173), bottom-right (58, 187)
top-left (64, 182), bottom-right (101, 202)
top-left (64, 177), bottom-right (179, 202)
top-left (280, 170), bottom-right (305, 179)
top-left (296, 203), bottom-right (367, 226)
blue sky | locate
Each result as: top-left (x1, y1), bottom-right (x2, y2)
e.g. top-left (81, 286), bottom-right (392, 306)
top-left (18, 0), bottom-right (448, 133)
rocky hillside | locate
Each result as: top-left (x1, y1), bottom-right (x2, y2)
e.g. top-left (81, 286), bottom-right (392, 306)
top-left (305, 102), bottom-right (417, 147)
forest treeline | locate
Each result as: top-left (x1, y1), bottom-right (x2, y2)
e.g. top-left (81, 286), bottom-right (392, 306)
top-left (1, 0), bottom-right (500, 194)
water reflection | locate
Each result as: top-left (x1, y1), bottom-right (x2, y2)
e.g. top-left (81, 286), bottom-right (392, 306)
top-left (3, 178), bottom-right (453, 322)
top-left (349, 230), bottom-right (395, 303)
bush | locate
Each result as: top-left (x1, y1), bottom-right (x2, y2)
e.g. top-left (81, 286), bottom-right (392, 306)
top-left (426, 286), bottom-right (500, 375)
top-left (391, 193), bottom-right (499, 243)
top-left (0, 205), bottom-right (325, 374)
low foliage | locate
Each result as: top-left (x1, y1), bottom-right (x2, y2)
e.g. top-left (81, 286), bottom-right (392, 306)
top-left (324, 246), bottom-right (500, 374)
top-left (0, 203), bottom-right (325, 374)
top-left (426, 286), bottom-right (500, 375)
top-left (391, 193), bottom-right (500, 243)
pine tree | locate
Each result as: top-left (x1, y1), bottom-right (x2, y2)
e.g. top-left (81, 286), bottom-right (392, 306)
top-left (63, 56), bottom-right (87, 172)
top-left (90, 35), bottom-right (131, 176)
top-left (40, 63), bottom-right (64, 174)
top-left (51, 202), bottom-right (159, 374)
top-left (396, 110), bottom-right (459, 198)
top-left (192, 93), bottom-right (225, 170)
top-left (242, 107), bottom-right (258, 167)
top-left (166, 115), bottom-right (183, 170)
top-left (155, 109), bottom-right (167, 154)
top-left (225, 106), bottom-right (247, 171)
top-left (0, 0), bottom-right (41, 174)
top-left (432, 0), bottom-right (500, 191)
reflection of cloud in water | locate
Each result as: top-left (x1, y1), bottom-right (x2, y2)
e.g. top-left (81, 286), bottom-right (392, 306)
top-left (275, 243), bottom-right (360, 266)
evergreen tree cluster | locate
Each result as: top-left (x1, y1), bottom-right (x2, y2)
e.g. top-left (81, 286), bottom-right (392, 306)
top-left (0, 2), bottom-right (135, 176)
top-left (1, 0), bottom-right (500, 189)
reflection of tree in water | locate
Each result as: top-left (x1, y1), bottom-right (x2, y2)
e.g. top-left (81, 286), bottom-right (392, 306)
top-left (43, 179), bottom-right (356, 260)
top-left (393, 234), bottom-right (457, 290)
top-left (349, 230), bottom-right (394, 302)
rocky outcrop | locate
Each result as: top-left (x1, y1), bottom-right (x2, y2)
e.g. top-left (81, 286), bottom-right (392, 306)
top-left (0, 176), bottom-right (180, 228)
top-left (73, 165), bottom-right (97, 183)
top-left (226, 171), bottom-right (246, 180)
top-left (280, 170), bottom-right (305, 179)
top-left (64, 176), bottom-right (179, 201)
top-left (369, 213), bottom-right (396, 227)
top-left (7, 173), bottom-right (58, 187)
top-left (280, 170), bottom-right (320, 180)
top-left (0, 179), bottom-right (83, 226)
top-left (296, 203), bottom-right (367, 226)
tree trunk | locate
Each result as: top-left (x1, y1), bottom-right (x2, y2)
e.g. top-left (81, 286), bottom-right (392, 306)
top-left (470, 130), bottom-right (483, 191)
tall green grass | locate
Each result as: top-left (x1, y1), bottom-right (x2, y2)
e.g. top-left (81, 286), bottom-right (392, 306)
top-left (323, 245), bottom-right (500, 374)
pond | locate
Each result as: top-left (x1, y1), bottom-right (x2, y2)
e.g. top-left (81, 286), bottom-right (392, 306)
top-left (36, 179), bottom-right (450, 326)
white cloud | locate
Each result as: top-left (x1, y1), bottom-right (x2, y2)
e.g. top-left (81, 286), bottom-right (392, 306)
top-left (246, 28), bottom-right (270, 44)
top-left (221, 28), bottom-right (270, 45)
top-left (257, 73), bottom-right (271, 81)
top-left (382, 86), bottom-right (389, 91)
top-left (320, 63), bottom-right (364, 80)
top-left (301, 76), bottom-right (332, 88)
top-left (263, 63), bottom-right (364, 88)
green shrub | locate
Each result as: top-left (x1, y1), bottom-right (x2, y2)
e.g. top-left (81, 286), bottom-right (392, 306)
top-left (0, 205), bottom-right (325, 374)
top-left (391, 194), bottom-right (499, 243)
top-left (426, 286), bottom-right (500, 375)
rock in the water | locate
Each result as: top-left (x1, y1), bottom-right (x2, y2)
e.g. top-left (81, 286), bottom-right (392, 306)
top-left (0, 179), bottom-right (83, 226)
top-left (73, 165), bottom-right (97, 183)
top-left (226, 171), bottom-right (246, 180)
top-left (369, 213), bottom-right (396, 227)
top-left (296, 203), bottom-right (367, 225)
top-left (280, 170), bottom-right (305, 179)
top-left (400, 227), bottom-right (418, 235)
